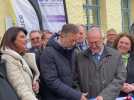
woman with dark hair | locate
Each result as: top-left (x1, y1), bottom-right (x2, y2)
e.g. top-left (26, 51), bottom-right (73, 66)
top-left (0, 27), bottom-right (40, 100)
top-left (113, 33), bottom-right (134, 96)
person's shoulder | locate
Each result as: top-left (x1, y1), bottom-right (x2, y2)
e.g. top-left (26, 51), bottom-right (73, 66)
top-left (105, 46), bottom-right (121, 56)
top-left (29, 47), bottom-right (34, 52)
top-left (44, 46), bottom-right (54, 52)
top-left (76, 49), bottom-right (89, 58)
top-left (1, 53), bottom-right (20, 66)
top-left (41, 46), bottom-right (56, 57)
top-left (129, 52), bottom-right (134, 59)
top-left (2, 53), bottom-right (14, 61)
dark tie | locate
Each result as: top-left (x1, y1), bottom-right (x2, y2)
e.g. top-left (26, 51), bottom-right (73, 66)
top-left (93, 53), bottom-right (100, 64)
top-left (79, 44), bottom-right (83, 51)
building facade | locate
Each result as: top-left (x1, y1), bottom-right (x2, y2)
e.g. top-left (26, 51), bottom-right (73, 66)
top-left (66, 0), bottom-right (134, 33)
top-left (0, 0), bottom-right (134, 39)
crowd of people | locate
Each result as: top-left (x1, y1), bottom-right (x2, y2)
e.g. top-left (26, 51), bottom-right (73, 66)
top-left (0, 23), bottom-right (134, 100)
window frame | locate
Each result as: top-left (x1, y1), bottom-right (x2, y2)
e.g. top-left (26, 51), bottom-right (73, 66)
top-left (121, 0), bottom-right (131, 32)
top-left (83, 0), bottom-right (100, 30)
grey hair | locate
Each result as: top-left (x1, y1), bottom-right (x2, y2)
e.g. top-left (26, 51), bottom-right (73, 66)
top-left (87, 25), bottom-right (102, 35)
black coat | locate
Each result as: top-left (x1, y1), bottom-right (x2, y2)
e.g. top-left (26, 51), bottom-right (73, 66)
top-left (120, 53), bottom-right (134, 96)
top-left (0, 59), bottom-right (19, 100)
top-left (39, 38), bottom-right (81, 100)
top-left (29, 46), bottom-right (44, 71)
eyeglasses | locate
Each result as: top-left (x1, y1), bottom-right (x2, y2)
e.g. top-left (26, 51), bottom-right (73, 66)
top-left (88, 41), bottom-right (101, 46)
top-left (31, 37), bottom-right (40, 41)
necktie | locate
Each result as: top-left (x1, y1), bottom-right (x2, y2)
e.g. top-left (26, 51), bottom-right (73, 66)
top-left (93, 53), bottom-right (100, 64)
top-left (79, 44), bottom-right (83, 51)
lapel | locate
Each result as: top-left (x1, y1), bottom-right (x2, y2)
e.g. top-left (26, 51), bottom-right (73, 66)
top-left (126, 52), bottom-right (134, 71)
top-left (1, 49), bottom-right (33, 79)
top-left (83, 46), bottom-right (112, 70)
top-left (83, 48), bottom-right (94, 62)
top-left (97, 46), bottom-right (112, 70)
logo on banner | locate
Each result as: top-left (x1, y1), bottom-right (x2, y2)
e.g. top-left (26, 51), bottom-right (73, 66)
top-left (38, 0), bottom-right (66, 32)
top-left (18, 15), bottom-right (25, 28)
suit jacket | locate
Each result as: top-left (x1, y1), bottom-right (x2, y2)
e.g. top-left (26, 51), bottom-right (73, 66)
top-left (75, 46), bottom-right (126, 100)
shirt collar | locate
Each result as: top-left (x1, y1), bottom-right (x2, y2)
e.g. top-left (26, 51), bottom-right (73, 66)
top-left (92, 45), bottom-right (104, 56)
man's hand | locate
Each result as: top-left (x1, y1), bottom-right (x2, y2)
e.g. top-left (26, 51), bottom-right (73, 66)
top-left (80, 93), bottom-right (88, 100)
top-left (96, 96), bottom-right (103, 100)
top-left (122, 83), bottom-right (134, 93)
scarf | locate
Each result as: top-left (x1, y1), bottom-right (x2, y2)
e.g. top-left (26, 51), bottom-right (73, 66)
top-left (122, 53), bottom-right (130, 67)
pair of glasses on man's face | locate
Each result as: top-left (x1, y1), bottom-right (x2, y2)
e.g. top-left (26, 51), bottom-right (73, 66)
top-left (88, 40), bottom-right (102, 46)
top-left (31, 37), bottom-right (40, 41)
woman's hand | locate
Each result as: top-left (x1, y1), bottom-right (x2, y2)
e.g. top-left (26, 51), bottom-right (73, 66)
top-left (32, 80), bottom-right (39, 94)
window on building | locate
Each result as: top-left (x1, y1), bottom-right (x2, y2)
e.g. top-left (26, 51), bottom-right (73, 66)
top-left (83, 0), bottom-right (100, 30)
top-left (121, 0), bottom-right (130, 32)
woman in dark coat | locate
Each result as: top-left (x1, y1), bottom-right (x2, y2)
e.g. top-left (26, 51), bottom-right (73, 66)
top-left (113, 33), bottom-right (134, 96)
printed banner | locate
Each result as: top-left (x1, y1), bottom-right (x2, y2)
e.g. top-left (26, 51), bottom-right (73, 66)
top-left (38, 0), bottom-right (66, 33)
top-left (10, 0), bottom-right (40, 32)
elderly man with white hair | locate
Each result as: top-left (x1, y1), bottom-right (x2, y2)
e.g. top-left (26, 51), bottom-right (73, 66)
top-left (75, 25), bottom-right (126, 100)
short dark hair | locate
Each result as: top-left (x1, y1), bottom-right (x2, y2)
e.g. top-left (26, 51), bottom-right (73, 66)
top-left (41, 30), bottom-right (53, 40)
top-left (29, 30), bottom-right (42, 37)
top-left (113, 33), bottom-right (134, 53)
top-left (61, 24), bottom-right (79, 35)
top-left (0, 27), bottom-right (27, 50)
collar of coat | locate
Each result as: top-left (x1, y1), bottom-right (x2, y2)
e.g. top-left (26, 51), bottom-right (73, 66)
top-left (1, 48), bottom-right (33, 78)
top-left (83, 46), bottom-right (113, 59)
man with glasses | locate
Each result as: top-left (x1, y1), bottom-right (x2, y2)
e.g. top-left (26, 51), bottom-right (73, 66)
top-left (106, 28), bottom-right (117, 48)
top-left (29, 30), bottom-right (44, 71)
top-left (75, 26), bottom-right (126, 100)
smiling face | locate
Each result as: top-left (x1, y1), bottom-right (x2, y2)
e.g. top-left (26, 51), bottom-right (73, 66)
top-left (117, 36), bottom-right (131, 54)
top-left (14, 31), bottom-right (27, 53)
top-left (30, 31), bottom-right (42, 48)
top-left (87, 28), bottom-right (103, 54)
top-left (76, 25), bottom-right (86, 43)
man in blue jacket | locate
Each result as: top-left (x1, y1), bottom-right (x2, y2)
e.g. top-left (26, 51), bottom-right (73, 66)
top-left (40, 24), bottom-right (87, 100)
